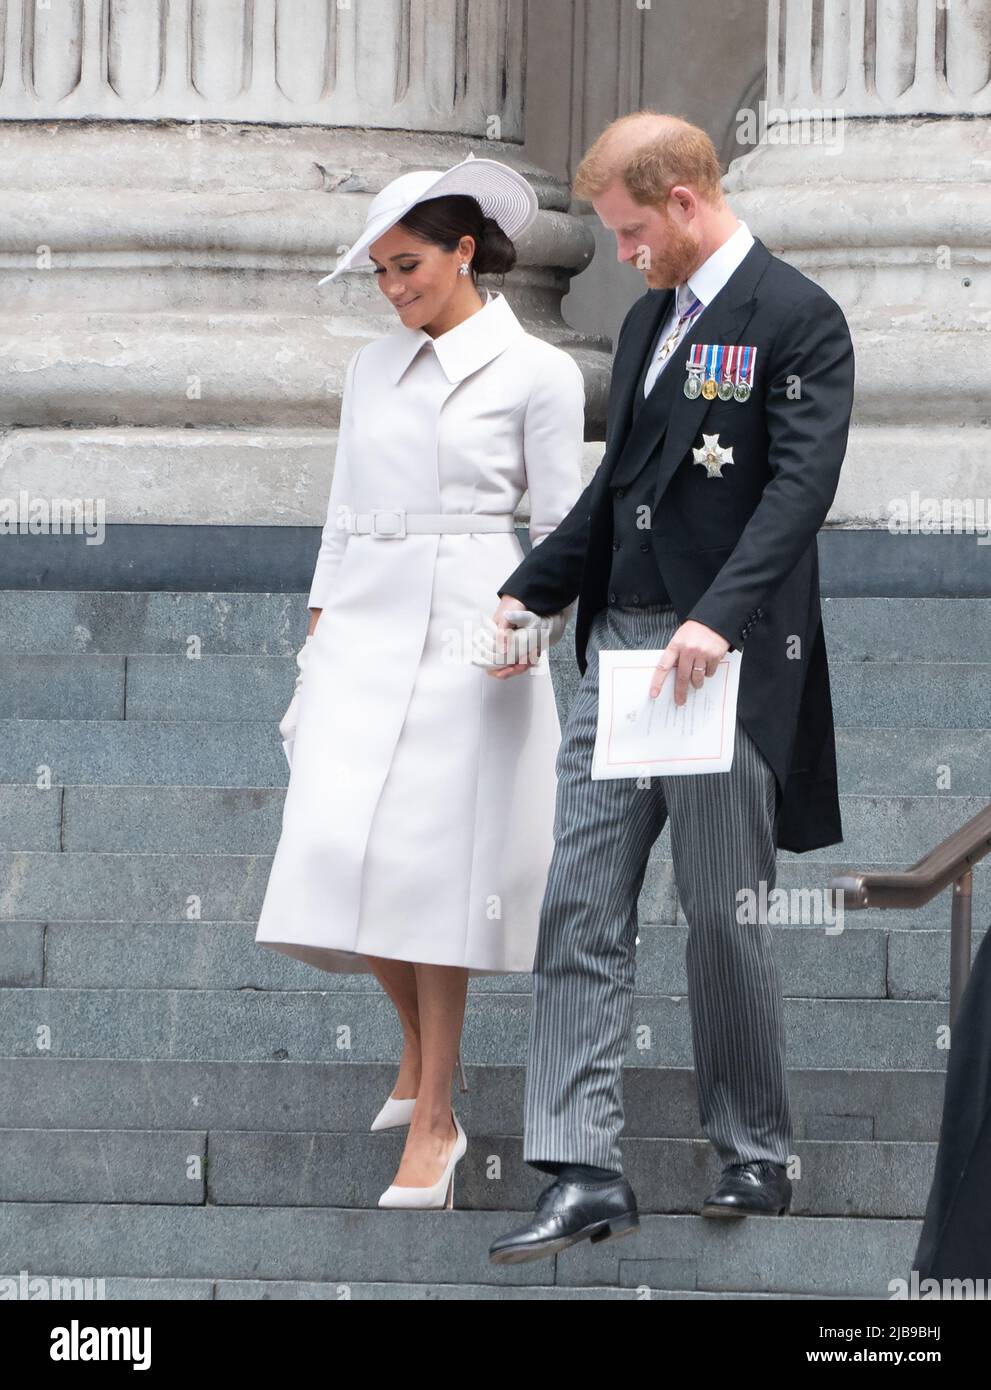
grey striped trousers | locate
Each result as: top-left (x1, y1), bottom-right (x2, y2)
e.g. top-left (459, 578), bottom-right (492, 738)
top-left (524, 602), bottom-right (792, 1175)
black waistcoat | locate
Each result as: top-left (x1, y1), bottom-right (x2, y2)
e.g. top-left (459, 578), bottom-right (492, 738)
top-left (605, 310), bottom-right (676, 605)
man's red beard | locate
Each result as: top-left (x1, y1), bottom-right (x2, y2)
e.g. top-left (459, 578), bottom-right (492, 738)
top-left (642, 216), bottom-right (699, 287)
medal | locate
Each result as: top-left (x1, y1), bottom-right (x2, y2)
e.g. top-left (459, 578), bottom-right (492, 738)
top-left (692, 433), bottom-right (735, 478)
top-left (717, 345), bottom-right (736, 400)
top-left (683, 344), bottom-right (704, 399)
top-left (701, 343), bottom-right (719, 399)
top-left (734, 345), bottom-right (755, 401)
top-left (692, 342), bottom-right (757, 401)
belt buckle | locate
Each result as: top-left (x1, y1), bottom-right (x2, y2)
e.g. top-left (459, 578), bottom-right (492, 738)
top-left (369, 508), bottom-right (406, 539)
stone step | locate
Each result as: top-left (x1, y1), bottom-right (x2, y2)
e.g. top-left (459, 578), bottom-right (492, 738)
top-left (0, 987), bottom-right (954, 1069)
top-left (0, 1129), bottom-right (935, 1218)
top-left (0, 847), bottom-right (669, 925)
top-left (0, 1060), bottom-right (945, 1142)
top-left (776, 795), bottom-right (987, 865)
top-left (0, 1130), bottom-right (206, 1204)
top-left (4, 919), bottom-right (984, 1002)
top-left (1, 784), bottom-right (986, 867)
top-left (1, 849), bottom-right (983, 931)
top-left (0, 591), bottom-right (310, 656)
top-left (1, 722), bottom-right (987, 794)
top-left (2, 1274), bottom-right (874, 1299)
top-left (2, 592), bottom-right (988, 662)
top-left (0, 719), bottom-right (289, 787)
top-left (0, 1203), bottom-right (923, 1297)
top-left (819, 597), bottom-right (991, 662)
top-left (1, 652), bottom-right (987, 725)
top-left (828, 663), bottom-right (990, 727)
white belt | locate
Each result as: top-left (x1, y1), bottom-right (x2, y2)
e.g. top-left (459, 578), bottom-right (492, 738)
top-left (349, 509), bottom-right (516, 539)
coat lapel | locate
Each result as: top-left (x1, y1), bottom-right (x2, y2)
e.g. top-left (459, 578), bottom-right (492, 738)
top-left (604, 287), bottom-right (673, 461)
top-left (606, 238), bottom-right (772, 506)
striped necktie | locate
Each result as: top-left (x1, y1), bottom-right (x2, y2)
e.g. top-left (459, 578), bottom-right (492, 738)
top-left (654, 284), bottom-right (703, 367)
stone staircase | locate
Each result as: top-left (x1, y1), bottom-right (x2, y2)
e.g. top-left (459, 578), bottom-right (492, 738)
top-left (1, 592), bottom-right (988, 1299)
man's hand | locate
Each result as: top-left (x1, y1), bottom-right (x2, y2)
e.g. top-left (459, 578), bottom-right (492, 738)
top-left (485, 594), bottom-right (538, 679)
top-left (650, 620), bottom-right (730, 706)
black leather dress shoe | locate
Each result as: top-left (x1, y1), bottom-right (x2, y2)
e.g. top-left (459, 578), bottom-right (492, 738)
top-left (488, 1177), bottom-right (639, 1265)
top-left (701, 1160), bottom-right (792, 1218)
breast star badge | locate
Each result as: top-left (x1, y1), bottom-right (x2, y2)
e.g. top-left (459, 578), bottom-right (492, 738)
top-left (692, 433), bottom-right (735, 478)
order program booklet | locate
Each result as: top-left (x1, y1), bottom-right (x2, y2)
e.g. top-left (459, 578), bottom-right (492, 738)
top-left (591, 647), bottom-right (743, 780)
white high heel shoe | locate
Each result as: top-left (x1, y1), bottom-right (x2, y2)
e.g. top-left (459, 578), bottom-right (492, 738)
top-left (370, 1094), bottom-right (416, 1132)
top-left (377, 1111), bottom-right (467, 1210)
top-left (369, 1047), bottom-right (469, 1131)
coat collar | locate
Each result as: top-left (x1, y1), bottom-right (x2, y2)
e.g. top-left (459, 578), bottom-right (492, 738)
top-left (684, 220), bottom-right (755, 309)
top-left (381, 288), bottom-right (526, 385)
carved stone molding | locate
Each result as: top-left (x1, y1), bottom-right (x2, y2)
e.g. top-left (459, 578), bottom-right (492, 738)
top-left (767, 0), bottom-right (991, 118)
top-left (0, 0), bottom-right (527, 133)
top-left (728, 0), bottom-right (991, 529)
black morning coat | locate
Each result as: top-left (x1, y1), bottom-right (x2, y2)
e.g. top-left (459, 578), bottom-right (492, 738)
top-left (498, 236), bottom-right (856, 853)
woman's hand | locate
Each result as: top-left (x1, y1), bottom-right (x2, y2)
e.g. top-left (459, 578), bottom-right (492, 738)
top-left (482, 595), bottom-right (537, 678)
top-left (279, 635), bottom-right (313, 740)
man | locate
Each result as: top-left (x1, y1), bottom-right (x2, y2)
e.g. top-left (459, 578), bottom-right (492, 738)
top-left (486, 111), bottom-right (856, 1264)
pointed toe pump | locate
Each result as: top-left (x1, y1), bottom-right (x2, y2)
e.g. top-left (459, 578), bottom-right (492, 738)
top-left (377, 1111), bottom-right (467, 1210)
top-left (370, 1094), bottom-right (417, 1132)
top-left (370, 1047), bottom-right (469, 1131)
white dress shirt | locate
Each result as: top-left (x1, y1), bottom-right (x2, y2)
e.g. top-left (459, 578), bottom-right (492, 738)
top-left (642, 220), bottom-right (755, 397)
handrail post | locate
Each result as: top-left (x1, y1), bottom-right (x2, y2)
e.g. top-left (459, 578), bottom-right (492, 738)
top-left (949, 869), bottom-right (973, 1028)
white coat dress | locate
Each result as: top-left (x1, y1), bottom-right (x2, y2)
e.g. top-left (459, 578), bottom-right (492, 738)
top-left (254, 288), bottom-right (585, 976)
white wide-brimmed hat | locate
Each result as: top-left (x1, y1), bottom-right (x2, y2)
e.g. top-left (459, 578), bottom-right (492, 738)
top-left (317, 151), bottom-right (538, 285)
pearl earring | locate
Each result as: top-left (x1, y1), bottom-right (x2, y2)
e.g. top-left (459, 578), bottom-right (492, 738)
top-left (458, 263), bottom-right (470, 277)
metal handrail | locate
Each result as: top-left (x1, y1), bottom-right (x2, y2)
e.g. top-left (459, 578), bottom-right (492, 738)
top-left (829, 803), bottom-right (991, 1026)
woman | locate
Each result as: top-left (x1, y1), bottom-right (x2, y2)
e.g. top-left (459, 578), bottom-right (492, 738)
top-left (254, 155), bottom-right (585, 1210)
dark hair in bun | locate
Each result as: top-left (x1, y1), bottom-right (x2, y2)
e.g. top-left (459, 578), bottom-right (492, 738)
top-left (396, 193), bottom-right (518, 279)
